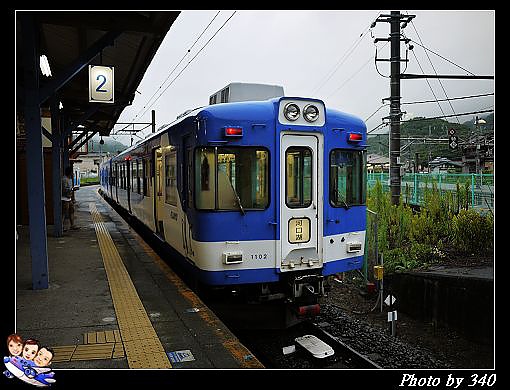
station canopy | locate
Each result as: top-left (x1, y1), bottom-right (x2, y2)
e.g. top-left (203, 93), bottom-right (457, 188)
top-left (16, 11), bottom-right (180, 136)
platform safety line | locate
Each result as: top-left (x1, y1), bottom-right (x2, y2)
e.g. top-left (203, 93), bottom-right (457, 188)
top-left (89, 203), bottom-right (172, 369)
top-left (132, 234), bottom-right (265, 369)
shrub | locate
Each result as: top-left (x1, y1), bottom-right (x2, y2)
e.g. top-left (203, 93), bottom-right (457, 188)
top-left (452, 209), bottom-right (494, 255)
top-left (366, 178), bottom-right (492, 275)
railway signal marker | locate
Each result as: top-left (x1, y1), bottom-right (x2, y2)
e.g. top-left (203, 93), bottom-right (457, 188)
top-left (384, 295), bottom-right (396, 306)
top-left (449, 135), bottom-right (459, 150)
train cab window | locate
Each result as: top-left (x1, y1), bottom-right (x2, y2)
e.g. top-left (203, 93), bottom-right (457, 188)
top-left (195, 147), bottom-right (269, 211)
top-left (330, 149), bottom-right (366, 207)
top-left (165, 149), bottom-right (177, 206)
top-left (286, 147), bottom-right (312, 208)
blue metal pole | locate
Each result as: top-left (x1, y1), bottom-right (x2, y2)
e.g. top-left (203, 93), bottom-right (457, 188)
top-left (21, 14), bottom-right (49, 290)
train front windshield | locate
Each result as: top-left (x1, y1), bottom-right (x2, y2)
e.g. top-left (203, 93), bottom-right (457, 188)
top-left (329, 149), bottom-right (367, 207)
top-left (195, 147), bottom-right (269, 210)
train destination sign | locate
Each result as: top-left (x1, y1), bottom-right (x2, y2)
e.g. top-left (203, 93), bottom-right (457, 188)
top-left (89, 65), bottom-right (114, 103)
top-left (288, 218), bottom-right (310, 244)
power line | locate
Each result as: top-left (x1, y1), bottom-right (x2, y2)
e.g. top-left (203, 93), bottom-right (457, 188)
top-left (391, 108), bottom-right (493, 124)
top-left (368, 122), bottom-right (389, 134)
top-left (311, 10), bottom-right (382, 96)
top-left (402, 92), bottom-right (494, 105)
top-left (130, 11), bottom-right (222, 125)
top-left (407, 18), bottom-right (461, 124)
top-left (368, 107), bottom-right (493, 135)
top-left (365, 103), bottom-right (389, 122)
top-left (138, 11), bottom-right (237, 121)
top-left (410, 48), bottom-right (448, 120)
top-left (327, 42), bottom-right (388, 99)
top-left (407, 39), bottom-right (476, 76)
top-left (367, 92), bottom-right (494, 122)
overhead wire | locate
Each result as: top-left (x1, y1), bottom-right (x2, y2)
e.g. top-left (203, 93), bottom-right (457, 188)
top-left (406, 39), bottom-right (476, 76)
top-left (402, 92), bottom-right (494, 105)
top-left (327, 42), bottom-right (388, 99)
top-left (409, 47), bottom-right (448, 120)
top-left (366, 92), bottom-right (493, 123)
top-left (311, 10), bottom-right (382, 96)
top-left (129, 11), bottom-right (222, 125)
top-left (406, 14), bottom-right (463, 124)
top-left (137, 11), bottom-right (237, 122)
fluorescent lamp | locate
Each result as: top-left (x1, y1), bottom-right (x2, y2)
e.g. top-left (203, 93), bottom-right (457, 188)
top-left (39, 55), bottom-right (52, 77)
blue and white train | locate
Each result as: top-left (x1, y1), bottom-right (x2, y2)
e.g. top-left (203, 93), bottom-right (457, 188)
top-left (100, 83), bottom-right (367, 316)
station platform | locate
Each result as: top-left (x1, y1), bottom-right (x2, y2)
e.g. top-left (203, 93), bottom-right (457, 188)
top-left (386, 261), bottom-right (493, 344)
top-left (15, 185), bottom-right (263, 369)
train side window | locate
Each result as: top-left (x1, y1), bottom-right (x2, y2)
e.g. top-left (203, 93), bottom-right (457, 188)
top-left (165, 149), bottom-right (177, 206)
top-left (285, 147), bottom-right (312, 208)
top-left (124, 163), bottom-right (127, 190)
top-left (120, 164), bottom-right (124, 189)
top-left (329, 149), bottom-right (366, 207)
top-left (140, 159), bottom-right (147, 196)
top-left (136, 160), bottom-right (141, 194)
top-left (131, 160), bottom-right (136, 193)
top-left (114, 163), bottom-right (118, 187)
top-left (142, 158), bottom-right (148, 197)
top-left (122, 164), bottom-right (125, 189)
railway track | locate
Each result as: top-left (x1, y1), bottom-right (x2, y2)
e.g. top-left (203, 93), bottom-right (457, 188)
top-left (233, 319), bottom-right (381, 369)
top-left (100, 190), bottom-right (381, 369)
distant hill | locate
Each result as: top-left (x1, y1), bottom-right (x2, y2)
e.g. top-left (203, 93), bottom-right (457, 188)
top-left (462, 113), bottom-right (493, 130)
top-left (87, 137), bottom-right (129, 155)
top-left (367, 113), bottom-right (493, 167)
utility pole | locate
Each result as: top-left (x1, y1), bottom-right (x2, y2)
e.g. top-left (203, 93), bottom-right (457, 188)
top-left (372, 11), bottom-right (493, 205)
top-left (373, 11), bottom-right (415, 205)
top-left (389, 12), bottom-right (402, 206)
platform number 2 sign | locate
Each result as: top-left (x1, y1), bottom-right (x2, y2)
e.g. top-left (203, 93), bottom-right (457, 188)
top-left (89, 65), bottom-right (114, 103)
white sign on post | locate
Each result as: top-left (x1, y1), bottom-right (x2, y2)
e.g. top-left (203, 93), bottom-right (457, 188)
top-left (89, 65), bottom-right (114, 103)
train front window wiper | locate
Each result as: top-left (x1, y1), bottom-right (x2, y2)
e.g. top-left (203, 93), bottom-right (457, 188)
top-left (333, 188), bottom-right (350, 210)
top-left (228, 179), bottom-right (245, 215)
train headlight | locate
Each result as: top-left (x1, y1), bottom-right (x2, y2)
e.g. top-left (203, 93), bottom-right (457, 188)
top-left (283, 103), bottom-right (300, 121)
top-left (303, 104), bottom-right (319, 122)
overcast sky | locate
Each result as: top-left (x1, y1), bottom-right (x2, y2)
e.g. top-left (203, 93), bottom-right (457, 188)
top-left (113, 10), bottom-right (494, 145)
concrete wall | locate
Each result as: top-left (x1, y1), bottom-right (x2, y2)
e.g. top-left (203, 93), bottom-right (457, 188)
top-left (386, 272), bottom-right (493, 344)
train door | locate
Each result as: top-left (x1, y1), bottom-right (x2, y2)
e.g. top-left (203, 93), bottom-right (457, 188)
top-left (109, 161), bottom-right (113, 199)
top-left (114, 163), bottom-right (119, 203)
top-left (181, 136), bottom-right (194, 258)
top-left (279, 134), bottom-right (323, 271)
top-left (126, 160), bottom-right (132, 214)
top-left (154, 147), bottom-right (165, 239)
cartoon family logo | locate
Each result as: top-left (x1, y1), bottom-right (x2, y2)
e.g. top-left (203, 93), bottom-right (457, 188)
top-left (3, 334), bottom-right (56, 387)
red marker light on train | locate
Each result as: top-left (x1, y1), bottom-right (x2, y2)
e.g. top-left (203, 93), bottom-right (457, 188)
top-left (348, 132), bottom-right (362, 142)
top-left (225, 127), bottom-right (243, 137)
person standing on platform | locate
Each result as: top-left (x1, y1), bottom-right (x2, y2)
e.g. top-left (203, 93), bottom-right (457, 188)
top-left (62, 166), bottom-right (79, 231)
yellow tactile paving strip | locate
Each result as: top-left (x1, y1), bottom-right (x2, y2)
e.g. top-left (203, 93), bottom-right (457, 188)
top-left (89, 203), bottom-right (172, 368)
top-left (132, 233), bottom-right (265, 368)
